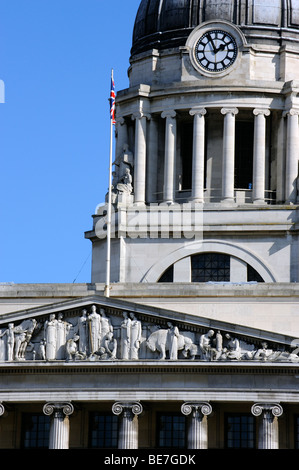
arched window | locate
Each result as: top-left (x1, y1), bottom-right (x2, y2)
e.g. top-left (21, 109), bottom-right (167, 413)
top-left (191, 253), bottom-right (230, 282)
top-left (157, 253), bottom-right (265, 283)
top-left (158, 265), bottom-right (174, 283)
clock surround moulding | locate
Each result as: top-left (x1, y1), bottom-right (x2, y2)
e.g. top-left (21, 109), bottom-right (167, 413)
top-left (186, 20), bottom-right (247, 78)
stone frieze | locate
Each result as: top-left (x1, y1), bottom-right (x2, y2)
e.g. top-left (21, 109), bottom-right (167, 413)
top-left (0, 305), bottom-right (298, 364)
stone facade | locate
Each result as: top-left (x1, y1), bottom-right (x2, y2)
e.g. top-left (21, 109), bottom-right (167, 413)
top-left (1, 0), bottom-right (299, 450)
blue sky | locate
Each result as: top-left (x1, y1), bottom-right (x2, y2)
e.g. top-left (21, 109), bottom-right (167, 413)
top-left (0, 0), bottom-right (141, 284)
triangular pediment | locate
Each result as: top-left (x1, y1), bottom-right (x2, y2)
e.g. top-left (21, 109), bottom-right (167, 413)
top-left (0, 295), bottom-right (297, 364)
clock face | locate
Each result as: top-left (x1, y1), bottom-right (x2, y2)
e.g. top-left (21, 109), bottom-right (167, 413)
top-left (195, 30), bottom-right (238, 73)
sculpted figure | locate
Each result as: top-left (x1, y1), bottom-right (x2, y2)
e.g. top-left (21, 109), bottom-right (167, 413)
top-left (66, 335), bottom-right (85, 361)
top-left (98, 332), bottom-right (117, 360)
top-left (252, 341), bottom-right (274, 361)
top-left (100, 309), bottom-right (113, 348)
top-left (56, 313), bottom-right (72, 360)
top-left (77, 309), bottom-right (88, 356)
top-left (146, 326), bottom-right (197, 360)
top-left (39, 340), bottom-right (46, 360)
top-left (199, 330), bottom-right (215, 361)
top-left (224, 334), bottom-right (242, 360)
top-left (44, 314), bottom-right (58, 361)
top-left (167, 322), bottom-right (180, 360)
top-left (88, 305), bottom-right (102, 355)
top-left (11, 318), bottom-right (37, 361)
top-left (0, 323), bottom-right (14, 361)
top-left (130, 313), bottom-right (142, 359)
top-left (117, 168), bottom-right (133, 194)
top-left (120, 312), bottom-right (131, 360)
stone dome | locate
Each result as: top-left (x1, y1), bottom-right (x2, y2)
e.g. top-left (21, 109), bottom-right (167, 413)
top-left (131, 0), bottom-right (299, 56)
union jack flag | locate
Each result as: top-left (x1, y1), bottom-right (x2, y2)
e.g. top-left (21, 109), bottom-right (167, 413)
top-left (110, 73), bottom-right (116, 125)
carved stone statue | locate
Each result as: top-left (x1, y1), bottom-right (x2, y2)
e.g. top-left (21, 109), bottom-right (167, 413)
top-left (97, 332), bottom-right (117, 360)
top-left (88, 305), bottom-right (102, 355)
top-left (66, 335), bottom-right (85, 361)
top-left (100, 309), bottom-right (113, 348)
top-left (117, 168), bottom-right (133, 194)
top-left (0, 323), bottom-right (14, 361)
top-left (130, 313), bottom-right (142, 360)
top-left (44, 314), bottom-right (58, 361)
top-left (77, 309), bottom-right (88, 357)
top-left (199, 329), bottom-right (215, 361)
top-left (146, 325), bottom-right (197, 360)
top-left (223, 333), bottom-right (242, 360)
top-left (120, 312), bottom-right (131, 360)
top-left (56, 313), bottom-right (72, 360)
top-left (167, 322), bottom-right (180, 360)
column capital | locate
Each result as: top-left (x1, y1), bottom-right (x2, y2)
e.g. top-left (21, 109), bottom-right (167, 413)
top-left (43, 402), bottom-right (74, 417)
top-left (253, 108), bottom-right (271, 116)
top-left (181, 402), bottom-right (212, 416)
top-left (132, 111), bottom-right (151, 121)
top-left (221, 107), bottom-right (239, 116)
top-left (189, 108), bottom-right (207, 117)
top-left (112, 401), bottom-right (143, 416)
top-left (251, 403), bottom-right (283, 418)
top-left (161, 110), bottom-right (176, 119)
top-left (283, 108), bottom-right (299, 118)
top-left (0, 403), bottom-right (5, 417)
top-left (116, 116), bottom-right (126, 126)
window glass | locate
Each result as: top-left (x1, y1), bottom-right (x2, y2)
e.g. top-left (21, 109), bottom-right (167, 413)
top-left (225, 414), bottom-right (256, 448)
top-left (89, 413), bottom-right (119, 448)
top-left (21, 413), bottom-right (50, 449)
top-left (157, 413), bottom-right (186, 448)
top-left (191, 253), bottom-right (230, 282)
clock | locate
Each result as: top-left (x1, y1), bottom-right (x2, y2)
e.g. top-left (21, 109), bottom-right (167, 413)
top-left (195, 30), bottom-right (238, 73)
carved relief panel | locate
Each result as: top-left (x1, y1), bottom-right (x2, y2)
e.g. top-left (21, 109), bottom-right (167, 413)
top-left (0, 305), bottom-right (297, 364)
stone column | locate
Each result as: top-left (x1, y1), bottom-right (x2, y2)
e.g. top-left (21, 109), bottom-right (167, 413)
top-left (181, 402), bottom-right (212, 449)
top-left (43, 402), bottom-right (74, 449)
top-left (115, 116), bottom-right (128, 167)
top-left (251, 403), bottom-right (283, 449)
top-left (252, 109), bottom-right (270, 204)
top-left (162, 110), bottom-right (177, 204)
top-left (221, 108), bottom-right (238, 203)
top-left (146, 115), bottom-right (159, 203)
top-left (284, 110), bottom-right (299, 203)
top-left (132, 112), bottom-right (150, 205)
top-left (189, 108), bottom-right (207, 203)
top-left (112, 401), bottom-right (143, 449)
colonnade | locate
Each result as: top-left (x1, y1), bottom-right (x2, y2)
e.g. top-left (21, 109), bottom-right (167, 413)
top-left (0, 401), bottom-right (284, 449)
top-left (117, 107), bottom-right (299, 205)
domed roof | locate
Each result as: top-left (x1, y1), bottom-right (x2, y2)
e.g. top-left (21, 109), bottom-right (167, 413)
top-left (131, 0), bottom-right (299, 56)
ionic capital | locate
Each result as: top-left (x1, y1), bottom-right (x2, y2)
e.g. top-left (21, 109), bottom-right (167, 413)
top-left (251, 403), bottom-right (283, 418)
top-left (181, 402), bottom-right (212, 417)
top-left (283, 108), bottom-right (299, 118)
top-left (221, 107), bottom-right (239, 116)
top-left (43, 402), bottom-right (74, 417)
top-left (112, 401), bottom-right (143, 416)
top-left (132, 111), bottom-right (151, 121)
top-left (116, 116), bottom-right (126, 126)
top-left (161, 110), bottom-right (176, 119)
top-left (0, 403), bottom-right (5, 417)
top-left (253, 108), bottom-right (271, 117)
top-left (189, 108), bottom-right (207, 117)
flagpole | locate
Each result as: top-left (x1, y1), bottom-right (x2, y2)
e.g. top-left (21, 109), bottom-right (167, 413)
top-left (104, 69), bottom-right (114, 298)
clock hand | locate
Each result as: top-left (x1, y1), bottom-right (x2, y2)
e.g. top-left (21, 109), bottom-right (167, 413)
top-left (206, 33), bottom-right (217, 53)
top-left (215, 43), bottom-right (226, 54)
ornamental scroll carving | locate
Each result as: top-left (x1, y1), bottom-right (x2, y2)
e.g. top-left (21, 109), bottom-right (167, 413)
top-left (0, 307), bottom-right (298, 364)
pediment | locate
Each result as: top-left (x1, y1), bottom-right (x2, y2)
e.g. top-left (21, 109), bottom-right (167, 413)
top-left (0, 295), bottom-right (297, 364)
